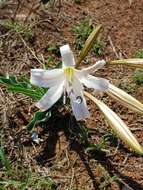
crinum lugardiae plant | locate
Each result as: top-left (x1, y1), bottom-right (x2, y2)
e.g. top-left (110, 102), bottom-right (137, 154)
top-left (30, 25), bottom-right (143, 155)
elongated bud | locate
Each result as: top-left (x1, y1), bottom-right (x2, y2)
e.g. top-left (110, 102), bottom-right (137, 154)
top-left (77, 24), bottom-right (102, 67)
top-left (106, 84), bottom-right (143, 114)
top-left (108, 59), bottom-right (143, 68)
top-left (84, 91), bottom-right (143, 155)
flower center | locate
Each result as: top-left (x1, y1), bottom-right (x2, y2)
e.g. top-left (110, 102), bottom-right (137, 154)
top-left (64, 67), bottom-right (74, 82)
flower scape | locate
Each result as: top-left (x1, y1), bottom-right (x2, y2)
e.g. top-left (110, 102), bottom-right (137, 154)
top-left (30, 44), bottom-right (143, 155)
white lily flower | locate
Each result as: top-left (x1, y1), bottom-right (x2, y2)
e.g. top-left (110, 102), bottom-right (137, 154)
top-left (30, 44), bottom-right (109, 120)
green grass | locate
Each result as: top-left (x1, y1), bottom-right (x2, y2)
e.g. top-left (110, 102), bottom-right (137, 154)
top-left (0, 20), bottom-right (33, 40)
top-left (0, 148), bottom-right (11, 173)
top-left (47, 44), bottom-right (60, 55)
top-left (73, 19), bottom-right (93, 50)
top-left (134, 49), bottom-right (143, 58)
top-left (73, 19), bottom-right (104, 56)
top-left (92, 40), bottom-right (105, 56)
top-left (0, 170), bottom-right (57, 190)
top-left (133, 49), bottom-right (143, 85)
top-left (133, 69), bottom-right (143, 85)
top-left (0, 0), bottom-right (7, 9)
top-left (0, 147), bottom-right (57, 190)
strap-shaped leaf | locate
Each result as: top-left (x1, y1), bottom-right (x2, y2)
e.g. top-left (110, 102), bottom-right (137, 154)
top-left (0, 76), bottom-right (19, 86)
top-left (108, 59), bottom-right (143, 68)
top-left (77, 24), bottom-right (102, 67)
top-left (84, 91), bottom-right (143, 155)
top-left (8, 86), bottom-right (42, 100)
top-left (0, 75), bottom-right (45, 100)
top-left (106, 83), bottom-right (143, 114)
top-left (0, 75), bottom-right (32, 88)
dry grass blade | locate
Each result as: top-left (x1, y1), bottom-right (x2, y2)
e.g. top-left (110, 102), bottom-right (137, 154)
top-left (108, 59), bottom-right (143, 68)
top-left (128, 0), bottom-right (133, 6)
top-left (106, 83), bottom-right (143, 114)
top-left (76, 24), bottom-right (102, 67)
top-left (84, 91), bottom-right (143, 155)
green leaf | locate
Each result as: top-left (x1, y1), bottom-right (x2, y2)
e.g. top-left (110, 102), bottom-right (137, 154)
top-left (85, 144), bottom-right (99, 153)
top-left (0, 75), bottom-right (31, 88)
top-left (0, 75), bottom-right (46, 100)
top-left (8, 86), bottom-right (42, 100)
top-left (0, 76), bottom-right (17, 86)
top-left (27, 111), bottom-right (51, 131)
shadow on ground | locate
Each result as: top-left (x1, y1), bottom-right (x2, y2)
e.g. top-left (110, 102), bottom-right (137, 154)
top-left (33, 113), bottom-right (143, 190)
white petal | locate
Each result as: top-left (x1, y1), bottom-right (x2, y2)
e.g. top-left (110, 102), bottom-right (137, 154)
top-left (36, 81), bottom-right (64, 111)
top-left (70, 93), bottom-right (90, 120)
top-left (30, 69), bottom-right (64, 88)
top-left (69, 75), bottom-right (90, 120)
top-left (73, 69), bottom-right (87, 80)
top-left (82, 60), bottom-right (106, 74)
top-left (81, 74), bottom-right (109, 91)
top-left (72, 73), bottom-right (84, 94)
top-left (60, 44), bottom-right (75, 67)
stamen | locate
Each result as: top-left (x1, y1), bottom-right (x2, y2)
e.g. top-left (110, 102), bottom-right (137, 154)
top-left (63, 88), bottom-right (66, 105)
top-left (64, 67), bottom-right (74, 82)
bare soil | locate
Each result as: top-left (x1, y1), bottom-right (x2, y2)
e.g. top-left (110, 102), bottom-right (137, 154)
top-left (0, 0), bottom-right (143, 189)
